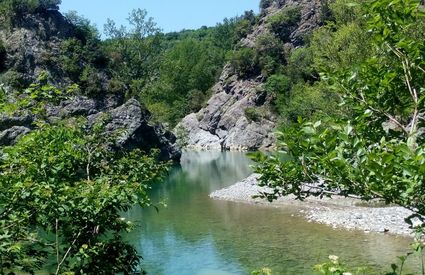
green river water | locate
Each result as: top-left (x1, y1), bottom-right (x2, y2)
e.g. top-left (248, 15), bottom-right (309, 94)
top-left (125, 151), bottom-right (421, 275)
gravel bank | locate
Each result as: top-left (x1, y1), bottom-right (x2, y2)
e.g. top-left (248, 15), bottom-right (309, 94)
top-left (210, 174), bottom-right (417, 237)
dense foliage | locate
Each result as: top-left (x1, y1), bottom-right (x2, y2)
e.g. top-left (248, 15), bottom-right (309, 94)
top-left (0, 5), bottom-right (255, 125)
top-left (254, 0), bottom-right (425, 234)
top-left (102, 9), bottom-right (257, 125)
top-left (0, 119), bottom-right (168, 274)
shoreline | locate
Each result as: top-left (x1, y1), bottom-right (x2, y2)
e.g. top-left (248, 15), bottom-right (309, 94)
top-left (209, 174), bottom-right (416, 237)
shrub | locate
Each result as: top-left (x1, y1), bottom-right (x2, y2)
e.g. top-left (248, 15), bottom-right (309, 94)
top-left (80, 66), bottom-right (102, 96)
top-left (107, 78), bottom-right (126, 94)
top-left (0, 120), bottom-right (167, 273)
top-left (0, 85), bottom-right (6, 104)
top-left (265, 74), bottom-right (291, 97)
top-left (187, 89), bottom-right (211, 113)
top-left (60, 38), bottom-right (84, 80)
top-left (245, 107), bottom-right (261, 122)
top-left (267, 6), bottom-right (301, 41)
top-left (0, 70), bottom-right (26, 89)
top-left (286, 47), bottom-right (316, 82)
top-left (228, 47), bottom-right (259, 78)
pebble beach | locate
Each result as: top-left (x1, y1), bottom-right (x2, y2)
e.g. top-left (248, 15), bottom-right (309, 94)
top-left (210, 174), bottom-right (417, 237)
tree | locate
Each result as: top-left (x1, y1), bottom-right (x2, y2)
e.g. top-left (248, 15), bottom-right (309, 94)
top-left (0, 119), bottom-right (168, 274)
top-left (103, 9), bottom-right (163, 95)
top-left (254, 0), bottom-right (425, 233)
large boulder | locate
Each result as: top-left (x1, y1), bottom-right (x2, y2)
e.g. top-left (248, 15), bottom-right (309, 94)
top-left (0, 114), bottom-right (34, 131)
top-left (89, 99), bottom-right (181, 161)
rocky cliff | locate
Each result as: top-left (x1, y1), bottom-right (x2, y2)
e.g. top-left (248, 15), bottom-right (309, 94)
top-left (0, 9), bottom-right (181, 161)
top-left (176, 0), bottom-right (322, 151)
top-left (0, 10), bottom-right (77, 86)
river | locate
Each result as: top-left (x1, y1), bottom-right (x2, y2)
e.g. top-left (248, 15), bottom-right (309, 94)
top-left (125, 151), bottom-right (421, 275)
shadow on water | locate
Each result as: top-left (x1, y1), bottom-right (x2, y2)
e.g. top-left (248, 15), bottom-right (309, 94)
top-left (125, 151), bottom-right (421, 275)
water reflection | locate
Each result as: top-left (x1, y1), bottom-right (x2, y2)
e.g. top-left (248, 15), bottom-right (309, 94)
top-left (125, 151), bottom-right (419, 275)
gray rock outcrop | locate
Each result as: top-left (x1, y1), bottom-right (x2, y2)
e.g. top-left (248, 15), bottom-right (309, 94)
top-left (0, 126), bottom-right (31, 145)
top-left (176, 0), bottom-right (322, 151)
top-left (0, 9), bottom-right (181, 161)
top-left (0, 10), bottom-right (77, 87)
top-left (0, 97), bottom-right (181, 161)
top-left (177, 66), bottom-right (276, 151)
top-left (89, 99), bottom-right (181, 161)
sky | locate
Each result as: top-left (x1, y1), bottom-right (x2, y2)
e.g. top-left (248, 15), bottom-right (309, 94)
top-left (60, 0), bottom-right (259, 35)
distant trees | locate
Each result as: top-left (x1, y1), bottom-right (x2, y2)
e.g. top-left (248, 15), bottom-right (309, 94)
top-left (103, 9), bottom-right (255, 126)
top-left (103, 8), bottom-right (163, 96)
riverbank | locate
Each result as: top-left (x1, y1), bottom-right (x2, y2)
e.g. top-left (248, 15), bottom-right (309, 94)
top-left (210, 174), bottom-right (417, 237)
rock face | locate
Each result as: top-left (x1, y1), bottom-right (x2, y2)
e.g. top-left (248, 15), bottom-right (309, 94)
top-left (0, 96), bottom-right (181, 161)
top-left (0, 10), bottom-right (77, 86)
top-left (243, 0), bottom-right (322, 48)
top-left (0, 114), bottom-right (34, 145)
top-left (178, 65), bottom-right (276, 151)
top-left (0, 126), bottom-right (31, 146)
top-left (88, 99), bottom-right (181, 161)
top-left (0, 10), bottom-right (181, 161)
top-left (176, 0), bottom-right (322, 151)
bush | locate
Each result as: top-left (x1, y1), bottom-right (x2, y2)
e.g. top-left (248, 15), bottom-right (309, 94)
top-left (187, 89), bottom-right (211, 113)
top-left (268, 6), bottom-right (301, 41)
top-left (107, 78), bottom-right (126, 94)
top-left (228, 47), bottom-right (259, 78)
top-left (265, 74), bottom-right (291, 97)
top-left (244, 107), bottom-right (261, 122)
top-left (286, 47), bottom-right (316, 82)
top-left (60, 38), bottom-right (84, 80)
top-left (281, 82), bottom-right (341, 123)
top-left (255, 33), bottom-right (285, 76)
top-left (0, 120), bottom-right (167, 273)
top-left (80, 66), bottom-right (102, 96)
top-left (0, 70), bottom-right (26, 89)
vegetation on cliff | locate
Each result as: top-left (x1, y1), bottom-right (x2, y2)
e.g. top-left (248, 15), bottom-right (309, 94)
top-left (1, 0), bottom-right (425, 273)
top-left (254, 0), bottom-right (425, 272)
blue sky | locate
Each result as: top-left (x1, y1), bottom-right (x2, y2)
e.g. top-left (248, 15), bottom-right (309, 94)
top-left (60, 0), bottom-right (259, 34)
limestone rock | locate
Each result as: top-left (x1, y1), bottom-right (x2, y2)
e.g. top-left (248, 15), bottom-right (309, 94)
top-left (176, 0), bottom-right (322, 151)
top-left (89, 99), bottom-right (181, 161)
top-left (176, 66), bottom-right (276, 151)
top-left (0, 114), bottom-right (33, 131)
top-left (0, 126), bottom-right (31, 145)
